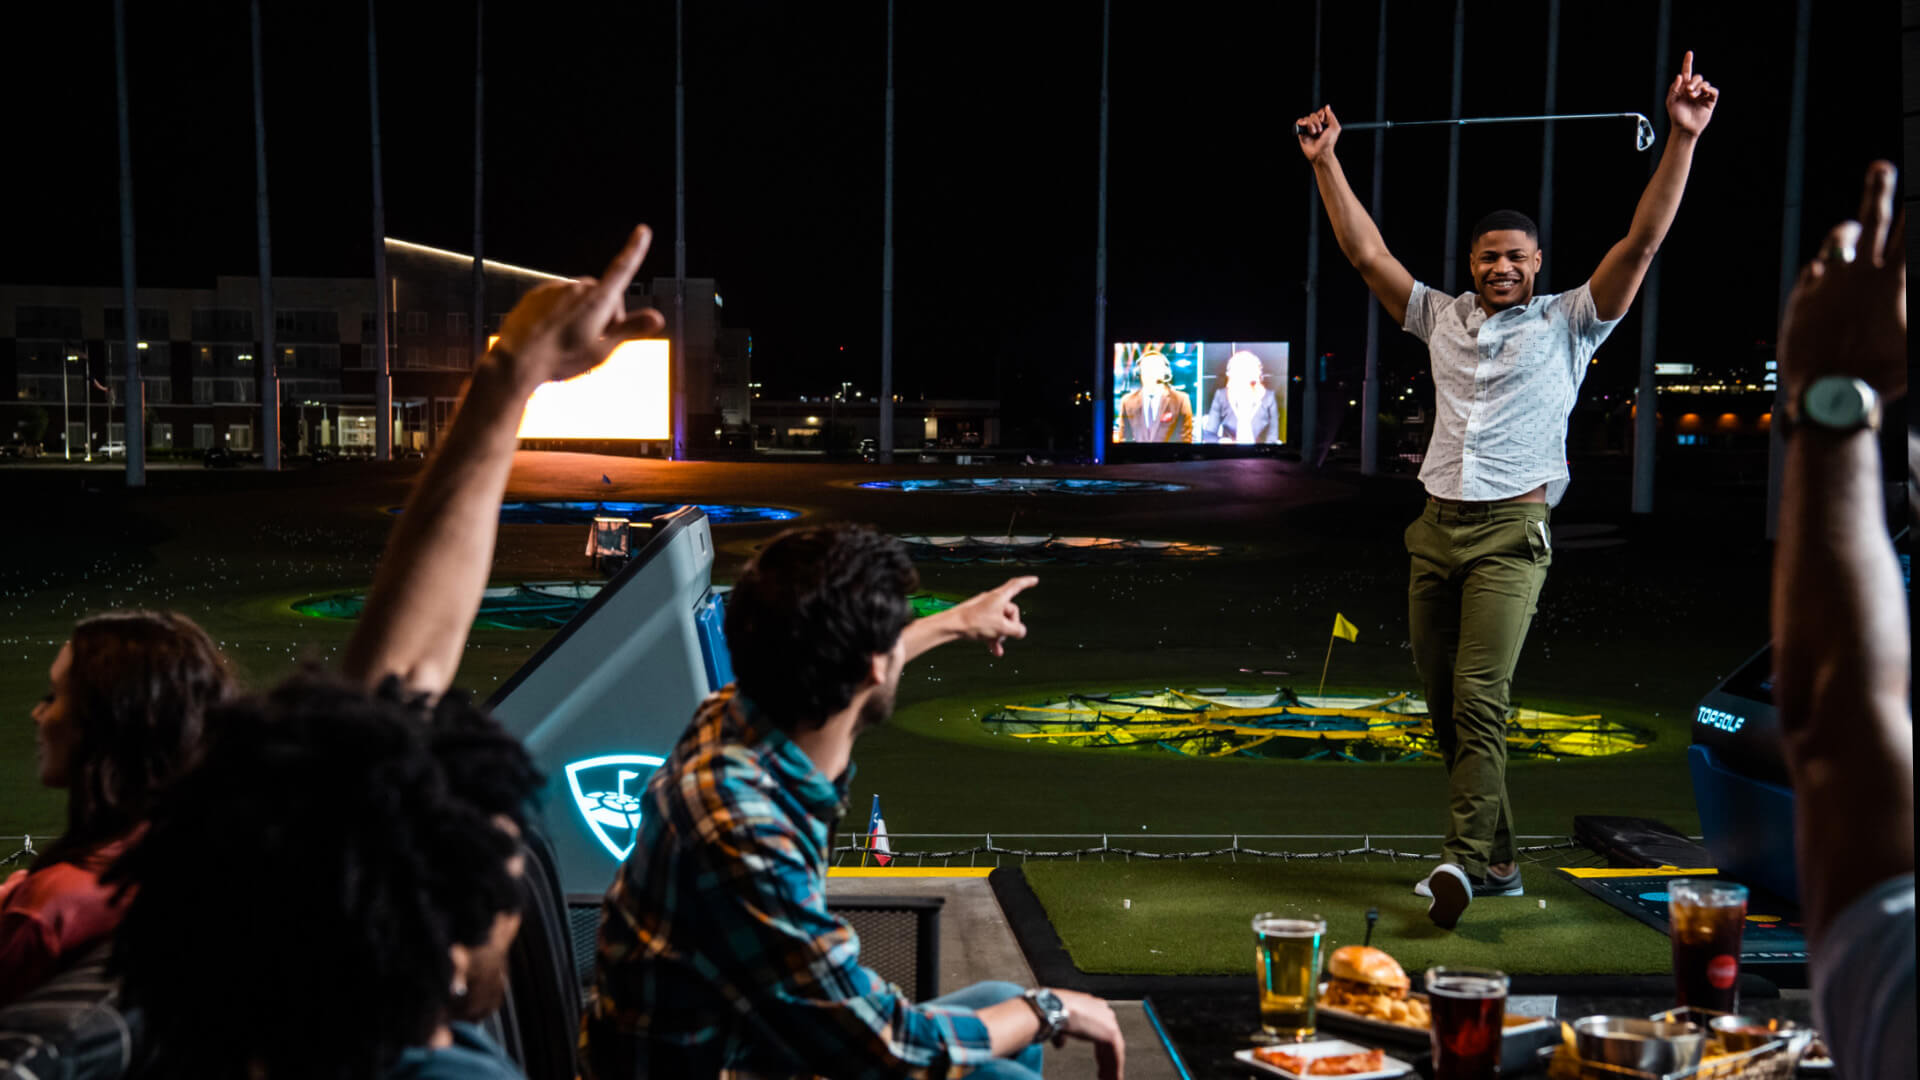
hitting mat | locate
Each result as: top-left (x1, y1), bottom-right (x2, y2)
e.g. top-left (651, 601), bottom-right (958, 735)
top-left (1556, 868), bottom-right (1808, 969)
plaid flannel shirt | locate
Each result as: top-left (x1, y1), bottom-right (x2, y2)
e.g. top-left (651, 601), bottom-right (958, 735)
top-left (580, 685), bottom-right (998, 1079)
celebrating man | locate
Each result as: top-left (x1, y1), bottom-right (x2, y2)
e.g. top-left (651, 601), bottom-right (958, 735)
top-left (1295, 53), bottom-right (1718, 928)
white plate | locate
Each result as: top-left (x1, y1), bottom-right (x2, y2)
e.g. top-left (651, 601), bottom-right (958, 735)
top-left (1233, 1040), bottom-right (1412, 1079)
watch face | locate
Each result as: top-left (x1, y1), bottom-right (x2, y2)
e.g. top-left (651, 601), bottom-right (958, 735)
top-left (1808, 377), bottom-right (1870, 428)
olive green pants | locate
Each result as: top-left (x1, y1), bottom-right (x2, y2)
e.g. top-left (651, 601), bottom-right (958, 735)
top-left (1405, 500), bottom-right (1552, 880)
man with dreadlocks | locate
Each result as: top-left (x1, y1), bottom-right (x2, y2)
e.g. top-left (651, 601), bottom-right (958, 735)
top-left (1295, 55), bottom-right (1718, 928)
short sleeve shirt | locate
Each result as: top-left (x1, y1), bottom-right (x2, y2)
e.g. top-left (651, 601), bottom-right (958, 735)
top-left (1403, 280), bottom-right (1621, 505)
top-left (1812, 874), bottom-right (1915, 1080)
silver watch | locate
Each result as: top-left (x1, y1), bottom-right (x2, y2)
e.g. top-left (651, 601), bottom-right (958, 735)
top-left (1023, 987), bottom-right (1069, 1043)
top-left (1798, 376), bottom-right (1882, 434)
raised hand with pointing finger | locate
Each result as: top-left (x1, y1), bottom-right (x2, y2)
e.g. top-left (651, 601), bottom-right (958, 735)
top-left (1666, 50), bottom-right (1718, 137)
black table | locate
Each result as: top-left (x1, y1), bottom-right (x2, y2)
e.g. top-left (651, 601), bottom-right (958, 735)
top-left (1146, 989), bottom-right (1816, 1078)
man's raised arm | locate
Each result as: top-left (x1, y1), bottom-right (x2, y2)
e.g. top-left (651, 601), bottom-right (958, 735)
top-left (343, 226), bottom-right (664, 695)
top-left (1589, 51), bottom-right (1718, 321)
top-left (1296, 105), bottom-right (1414, 327)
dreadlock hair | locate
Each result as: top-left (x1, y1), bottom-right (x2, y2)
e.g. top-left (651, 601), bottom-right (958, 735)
top-left (107, 671), bottom-right (542, 1080)
top-left (724, 523), bottom-right (918, 732)
top-left (32, 610), bottom-right (234, 872)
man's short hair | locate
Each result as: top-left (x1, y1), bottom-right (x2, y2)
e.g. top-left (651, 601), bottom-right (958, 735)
top-left (1469, 210), bottom-right (1540, 249)
top-left (108, 672), bottom-right (542, 1078)
top-left (724, 524), bottom-right (918, 731)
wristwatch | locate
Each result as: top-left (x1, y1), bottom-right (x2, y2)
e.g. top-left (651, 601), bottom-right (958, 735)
top-left (1022, 987), bottom-right (1069, 1043)
top-left (1792, 376), bottom-right (1882, 435)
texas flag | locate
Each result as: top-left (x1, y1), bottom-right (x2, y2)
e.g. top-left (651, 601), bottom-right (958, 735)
top-left (866, 794), bottom-right (893, 867)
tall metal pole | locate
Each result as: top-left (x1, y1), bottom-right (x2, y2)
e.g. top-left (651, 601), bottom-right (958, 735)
top-left (1441, 0), bottom-right (1464, 295)
top-left (1360, 0), bottom-right (1387, 477)
top-left (1630, 0), bottom-right (1670, 514)
top-left (878, 0), bottom-right (895, 464)
top-left (671, 0), bottom-right (688, 461)
top-left (1301, 0), bottom-right (1322, 466)
top-left (1765, 0), bottom-right (1813, 540)
top-left (472, 0), bottom-right (487, 374)
top-left (1537, 0), bottom-right (1560, 291)
top-left (1091, 0), bottom-right (1111, 464)
top-left (369, 0), bottom-right (391, 461)
top-left (113, 0), bottom-right (145, 485)
top-left (251, 0), bottom-right (279, 471)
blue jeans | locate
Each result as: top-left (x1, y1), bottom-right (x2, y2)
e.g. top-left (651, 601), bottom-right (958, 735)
top-left (924, 980), bottom-right (1046, 1078)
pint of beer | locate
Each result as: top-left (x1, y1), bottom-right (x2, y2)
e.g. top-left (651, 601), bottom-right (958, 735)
top-left (1668, 878), bottom-right (1748, 1013)
top-left (1427, 967), bottom-right (1508, 1080)
top-left (1252, 914), bottom-right (1325, 1041)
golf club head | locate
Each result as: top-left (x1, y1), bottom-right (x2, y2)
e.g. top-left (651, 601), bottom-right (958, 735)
top-left (1634, 114), bottom-right (1655, 152)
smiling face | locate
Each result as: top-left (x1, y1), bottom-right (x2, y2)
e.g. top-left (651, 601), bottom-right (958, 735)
top-left (1470, 228), bottom-right (1543, 312)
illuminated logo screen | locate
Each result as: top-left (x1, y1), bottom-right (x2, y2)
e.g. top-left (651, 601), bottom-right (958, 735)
top-left (565, 753), bottom-right (666, 861)
top-left (516, 339), bottom-right (671, 440)
top-left (1696, 706), bottom-right (1746, 734)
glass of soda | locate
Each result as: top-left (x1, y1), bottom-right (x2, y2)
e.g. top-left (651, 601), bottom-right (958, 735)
top-left (1668, 878), bottom-right (1748, 1013)
top-left (1427, 967), bottom-right (1508, 1080)
top-left (1252, 913), bottom-right (1325, 1042)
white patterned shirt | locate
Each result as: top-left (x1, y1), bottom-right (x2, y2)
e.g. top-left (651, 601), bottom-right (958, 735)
top-left (1402, 280), bottom-right (1621, 505)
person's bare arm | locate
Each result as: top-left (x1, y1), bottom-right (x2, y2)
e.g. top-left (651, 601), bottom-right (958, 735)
top-left (974, 990), bottom-right (1125, 1079)
top-left (1589, 51), bottom-right (1717, 320)
top-left (1296, 106), bottom-right (1414, 326)
top-left (900, 576), bottom-right (1037, 661)
top-left (1773, 162), bottom-right (1912, 948)
top-left (343, 227), bottom-right (664, 695)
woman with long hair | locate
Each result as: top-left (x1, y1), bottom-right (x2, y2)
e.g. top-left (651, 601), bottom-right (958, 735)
top-left (1204, 350), bottom-right (1281, 444)
top-left (0, 610), bottom-right (233, 1005)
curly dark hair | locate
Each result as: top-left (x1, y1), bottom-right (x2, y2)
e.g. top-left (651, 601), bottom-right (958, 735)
top-left (107, 671), bottom-right (542, 1080)
top-left (33, 610), bottom-right (234, 872)
top-left (724, 524), bottom-right (918, 731)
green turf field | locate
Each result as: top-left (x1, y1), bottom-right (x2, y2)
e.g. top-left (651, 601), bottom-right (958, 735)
top-left (1023, 860), bottom-right (1674, 976)
top-left (1, 456), bottom-right (1768, 879)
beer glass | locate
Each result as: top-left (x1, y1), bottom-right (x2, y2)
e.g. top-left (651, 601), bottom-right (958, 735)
top-left (1427, 967), bottom-right (1508, 1080)
top-left (1668, 878), bottom-right (1748, 1013)
top-left (1252, 913), bottom-right (1325, 1041)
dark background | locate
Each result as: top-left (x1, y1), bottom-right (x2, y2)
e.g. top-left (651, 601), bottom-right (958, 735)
top-left (2, 1), bottom-right (1902, 446)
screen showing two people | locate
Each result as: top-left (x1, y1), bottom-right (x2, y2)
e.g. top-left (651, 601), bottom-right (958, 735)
top-left (1111, 341), bottom-right (1289, 445)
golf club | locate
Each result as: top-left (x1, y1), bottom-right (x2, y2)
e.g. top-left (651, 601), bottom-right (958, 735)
top-left (1294, 111), bottom-right (1656, 152)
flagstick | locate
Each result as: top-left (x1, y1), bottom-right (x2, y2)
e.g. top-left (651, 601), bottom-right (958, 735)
top-left (1318, 633), bottom-right (1335, 698)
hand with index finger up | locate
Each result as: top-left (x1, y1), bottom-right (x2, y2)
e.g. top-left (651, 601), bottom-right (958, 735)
top-left (493, 225), bottom-right (667, 391)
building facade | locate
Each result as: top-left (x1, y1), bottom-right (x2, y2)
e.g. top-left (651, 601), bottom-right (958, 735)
top-left (2, 241), bottom-right (748, 457)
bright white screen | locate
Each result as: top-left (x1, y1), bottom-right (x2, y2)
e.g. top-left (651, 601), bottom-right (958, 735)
top-left (516, 339), bottom-right (670, 440)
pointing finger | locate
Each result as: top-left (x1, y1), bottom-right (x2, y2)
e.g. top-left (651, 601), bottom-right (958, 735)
top-left (993, 575), bottom-right (1041, 601)
top-left (1858, 161), bottom-right (1897, 265)
top-left (1681, 49), bottom-right (1693, 79)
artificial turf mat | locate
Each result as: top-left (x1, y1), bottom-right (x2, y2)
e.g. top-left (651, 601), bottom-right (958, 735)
top-left (1022, 860), bottom-right (1674, 977)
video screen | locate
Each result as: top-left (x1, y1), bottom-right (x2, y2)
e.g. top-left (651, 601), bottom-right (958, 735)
top-left (516, 339), bottom-right (671, 440)
top-left (1111, 341), bottom-right (1288, 445)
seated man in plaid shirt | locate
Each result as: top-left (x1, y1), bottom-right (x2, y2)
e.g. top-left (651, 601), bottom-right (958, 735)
top-left (581, 524), bottom-right (1125, 1080)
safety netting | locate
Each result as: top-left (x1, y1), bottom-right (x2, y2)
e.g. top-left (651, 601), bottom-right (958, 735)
top-left (981, 689), bottom-right (1651, 762)
top-left (857, 477), bottom-right (1187, 494)
top-left (384, 501), bottom-right (801, 526)
top-left (293, 583), bottom-right (957, 631)
top-left (899, 535), bottom-right (1223, 564)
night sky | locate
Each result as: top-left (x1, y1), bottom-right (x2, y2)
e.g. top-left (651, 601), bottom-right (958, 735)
top-left (4, 2), bottom-right (1902, 444)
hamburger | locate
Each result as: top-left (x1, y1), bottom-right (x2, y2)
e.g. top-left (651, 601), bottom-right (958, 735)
top-left (1327, 945), bottom-right (1410, 1000)
top-left (1320, 945), bottom-right (1428, 1027)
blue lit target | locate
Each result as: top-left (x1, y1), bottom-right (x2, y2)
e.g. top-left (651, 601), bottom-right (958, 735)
top-left (565, 754), bottom-right (665, 861)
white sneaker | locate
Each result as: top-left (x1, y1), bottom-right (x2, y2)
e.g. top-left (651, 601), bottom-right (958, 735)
top-left (1426, 863), bottom-right (1472, 930)
top-left (1413, 871), bottom-right (1435, 899)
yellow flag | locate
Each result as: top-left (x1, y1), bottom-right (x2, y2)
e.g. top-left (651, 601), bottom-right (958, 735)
top-left (1332, 613), bottom-right (1359, 642)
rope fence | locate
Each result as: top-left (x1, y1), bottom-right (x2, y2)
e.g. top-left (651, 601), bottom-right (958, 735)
top-left (828, 832), bottom-right (1617, 867)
